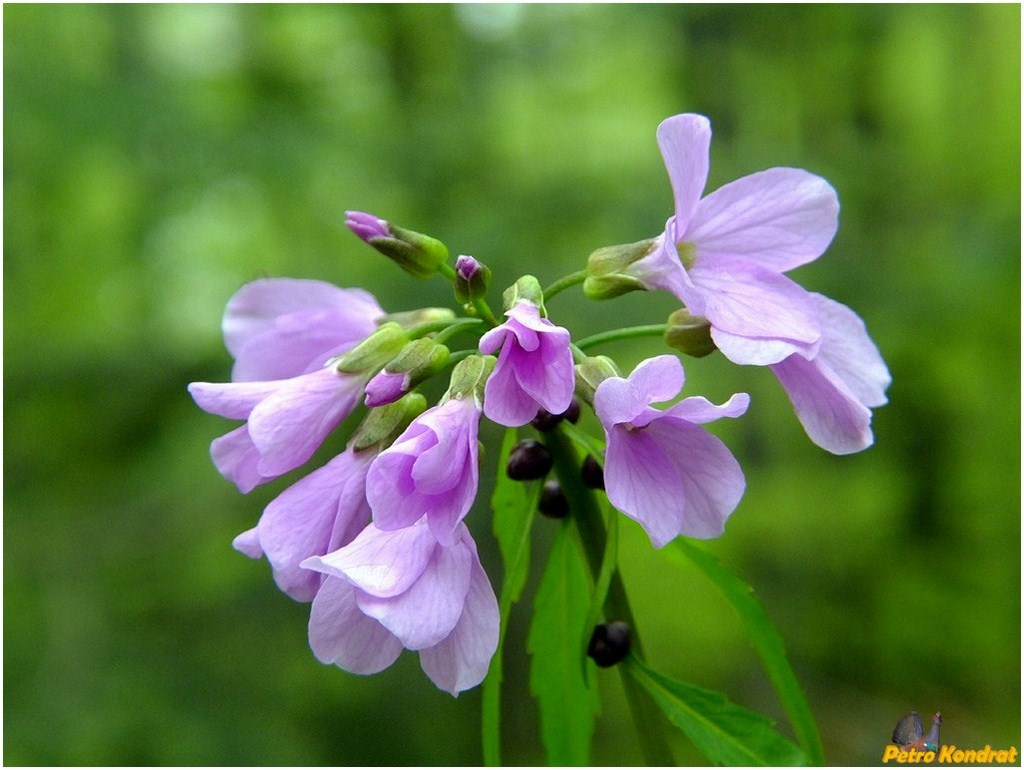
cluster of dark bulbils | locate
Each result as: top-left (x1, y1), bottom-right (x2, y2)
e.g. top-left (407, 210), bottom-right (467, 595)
top-left (503, 399), bottom-right (630, 668)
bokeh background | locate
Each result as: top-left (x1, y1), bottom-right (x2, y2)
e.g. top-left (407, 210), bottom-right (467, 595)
top-left (4, 4), bottom-right (1020, 765)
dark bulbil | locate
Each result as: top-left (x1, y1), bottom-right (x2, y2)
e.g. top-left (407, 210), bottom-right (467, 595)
top-left (581, 454), bottom-right (605, 490)
top-left (530, 399), bottom-right (582, 432)
top-left (506, 439), bottom-right (553, 480)
top-left (538, 480), bottom-right (569, 518)
top-left (587, 621), bottom-right (631, 667)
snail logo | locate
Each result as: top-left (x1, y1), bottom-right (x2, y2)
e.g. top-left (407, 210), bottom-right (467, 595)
top-left (882, 711), bottom-right (1019, 765)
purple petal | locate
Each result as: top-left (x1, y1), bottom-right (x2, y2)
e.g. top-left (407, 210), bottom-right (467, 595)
top-left (411, 400), bottom-right (478, 495)
top-left (232, 527), bottom-right (263, 559)
top-left (188, 379), bottom-right (282, 419)
top-left (365, 426), bottom-right (437, 532)
top-left (646, 417), bottom-right (746, 539)
top-left (771, 353), bottom-right (874, 455)
top-left (657, 114), bottom-right (711, 231)
top-left (307, 576), bottom-right (403, 674)
top-left (709, 328), bottom-right (816, 367)
top-left (687, 167), bottom-right (839, 272)
top-left (625, 228), bottom-right (699, 307)
top-left (345, 210), bottom-right (390, 242)
top-left (364, 370), bottom-right (409, 408)
top-left (482, 343), bottom-right (545, 427)
top-left (247, 368), bottom-right (362, 477)
top-left (303, 518), bottom-right (435, 598)
top-left (223, 278), bottom-right (381, 364)
top-left (664, 392), bottom-right (751, 425)
top-left (594, 355), bottom-right (684, 428)
top-left (210, 425), bottom-right (273, 493)
top-left (257, 449), bottom-right (373, 602)
top-left (419, 552), bottom-right (499, 695)
top-left (356, 536), bottom-right (473, 650)
top-left (689, 256), bottom-right (821, 356)
top-left (811, 293), bottom-right (890, 408)
top-left (604, 425), bottom-right (685, 548)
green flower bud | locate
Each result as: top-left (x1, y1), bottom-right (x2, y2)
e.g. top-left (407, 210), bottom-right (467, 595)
top-left (334, 322), bottom-right (408, 374)
top-left (345, 211), bottom-right (450, 279)
top-left (454, 255), bottom-right (492, 304)
top-left (664, 308), bottom-right (716, 358)
top-left (351, 392), bottom-right (428, 451)
top-left (445, 354), bottom-right (496, 404)
top-left (385, 338), bottom-right (450, 385)
top-left (501, 275), bottom-right (545, 314)
top-left (378, 307), bottom-right (457, 329)
top-left (583, 238), bottom-right (657, 300)
top-left (574, 355), bottom-right (620, 405)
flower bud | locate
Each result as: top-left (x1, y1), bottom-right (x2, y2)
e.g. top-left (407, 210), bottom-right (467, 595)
top-left (581, 454), bottom-right (605, 490)
top-left (583, 239), bottom-right (657, 300)
top-left (445, 354), bottom-right (496, 404)
top-left (365, 338), bottom-right (451, 407)
top-left (501, 275), bottom-right (545, 315)
top-left (538, 479), bottom-right (569, 518)
top-left (664, 308), bottom-right (716, 358)
top-left (351, 391), bottom-right (428, 451)
top-left (334, 322), bottom-right (408, 374)
top-left (574, 355), bottom-right (620, 405)
top-left (531, 398), bottom-right (582, 432)
top-left (378, 307), bottom-right (457, 329)
top-left (587, 621), bottom-right (631, 668)
top-left (506, 438), bottom-right (553, 481)
top-left (454, 255), bottom-right (492, 304)
top-left (345, 210), bottom-right (450, 279)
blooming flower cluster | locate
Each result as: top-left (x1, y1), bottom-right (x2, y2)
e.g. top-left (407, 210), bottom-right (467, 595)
top-left (189, 113), bottom-right (889, 696)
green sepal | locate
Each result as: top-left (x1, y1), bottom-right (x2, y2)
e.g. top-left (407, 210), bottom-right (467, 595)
top-left (664, 308), bottom-right (716, 358)
top-left (368, 224), bottom-right (450, 279)
top-left (334, 322), bottom-right (408, 374)
top-left (350, 391), bottom-right (427, 451)
top-left (501, 275), bottom-right (545, 315)
top-left (583, 238), bottom-right (657, 300)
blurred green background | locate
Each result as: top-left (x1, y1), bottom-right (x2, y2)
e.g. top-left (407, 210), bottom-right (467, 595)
top-left (4, 4), bottom-right (1020, 766)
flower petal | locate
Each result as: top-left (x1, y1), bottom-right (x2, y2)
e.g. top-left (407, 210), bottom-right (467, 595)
top-left (356, 535), bottom-right (473, 650)
top-left (232, 527), bottom-right (263, 559)
top-left (188, 379), bottom-right (282, 419)
top-left (303, 519), bottom-right (435, 598)
top-left (709, 328), bottom-right (815, 367)
top-left (210, 425), bottom-right (273, 493)
top-left (647, 417), bottom-right (746, 539)
top-left (657, 114), bottom-right (711, 231)
top-left (688, 167), bottom-right (839, 272)
top-left (603, 425), bottom-right (685, 548)
top-left (771, 353), bottom-right (874, 455)
top-left (811, 293), bottom-right (891, 408)
top-left (483, 344), bottom-right (543, 427)
top-left (307, 576), bottom-right (403, 674)
top-left (664, 392), bottom-right (750, 425)
top-left (419, 551), bottom-right (499, 695)
top-left (594, 355), bottom-right (684, 428)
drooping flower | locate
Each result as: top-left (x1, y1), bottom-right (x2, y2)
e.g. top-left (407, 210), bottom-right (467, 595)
top-left (188, 366), bottom-right (365, 492)
top-left (770, 293), bottom-right (891, 454)
top-left (594, 354), bottom-right (750, 548)
top-left (222, 278), bottom-right (383, 382)
top-left (301, 517), bottom-right (499, 696)
top-left (619, 113), bottom-right (841, 367)
top-left (365, 395), bottom-right (482, 546)
top-left (232, 446), bottom-right (378, 601)
top-left (478, 300), bottom-right (575, 427)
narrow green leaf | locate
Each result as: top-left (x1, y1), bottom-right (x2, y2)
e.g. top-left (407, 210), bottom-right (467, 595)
top-left (527, 522), bottom-right (599, 766)
top-left (669, 539), bottom-right (825, 765)
top-left (626, 656), bottom-right (807, 766)
top-left (482, 428), bottom-right (539, 766)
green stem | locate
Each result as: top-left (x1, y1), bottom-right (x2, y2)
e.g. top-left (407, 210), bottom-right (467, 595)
top-left (576, 324), bottom-right (668, 352)
top-left (545, 428), bottom-right (676, 766)
top-left (543, 269), bottom-right (588, 300)
top-left (406, 316), bottom-right (484, 343)
top-left (431, 318), bottom-right (484, 345)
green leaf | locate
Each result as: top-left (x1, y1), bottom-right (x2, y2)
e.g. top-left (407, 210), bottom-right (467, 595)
top-left (626, 656), bottom-right (807, 766)
top-left (527, 522), bottom-right (599, 766)
top-left (482, 428), bottom-right (539, 766)
top-left (669, 539), bottom-right (825, 765)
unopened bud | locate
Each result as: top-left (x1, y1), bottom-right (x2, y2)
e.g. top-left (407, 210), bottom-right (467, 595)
top-left (454, 255), bottom-right (492, 303)
top-left (583, 239), bottom-right (657, 300)
top-left (334, 322), bottom-right (408, 374)
top-left (581, 454), bottom-right (605, 490)
top-left (664, 308), bottom-right (716, 358)
top-left (345, 210), bottom-right (450, 279)
top-left (379, 307), bottom-right (457, 329)
top-left (587, 621), bottom-right (631, 668)
top-left (574, 355), bottom-right (620, 405)
top-left (506, 439), bottom-right (553, 481)
top-left (352, 392), bottom-right (428, 451)
top-left (531, 398), bottom-right (582, 432)
top-left (538, 480), bottom-right (569, 518)
top-left (501, 275), bottom-right (545, 314)
top-left (364, 338), bottom-right (451, 407)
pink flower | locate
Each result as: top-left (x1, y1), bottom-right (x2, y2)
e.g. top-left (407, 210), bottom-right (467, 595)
top-left (188, 367), bottom-right (364, 492)
top-left (222, 278), bottom-right (383, 382)
top-left (771, 293), bottom-right (891, 454)
top-left (628, 113), bottom-right (839, 366)
top-left (301, 518), bottom-right (499, 696)
top-left (478, 300), bottom-right (575, 427)
top-left (594, 355), bottom-right (749, 548)
top-left (365, 396), bottom-right (482, 546)
top-left (232, 446), bottom-right (378, 601)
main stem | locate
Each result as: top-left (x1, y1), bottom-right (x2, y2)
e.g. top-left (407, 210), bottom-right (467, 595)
top-left (545, 428), bottom-right (676, 766)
